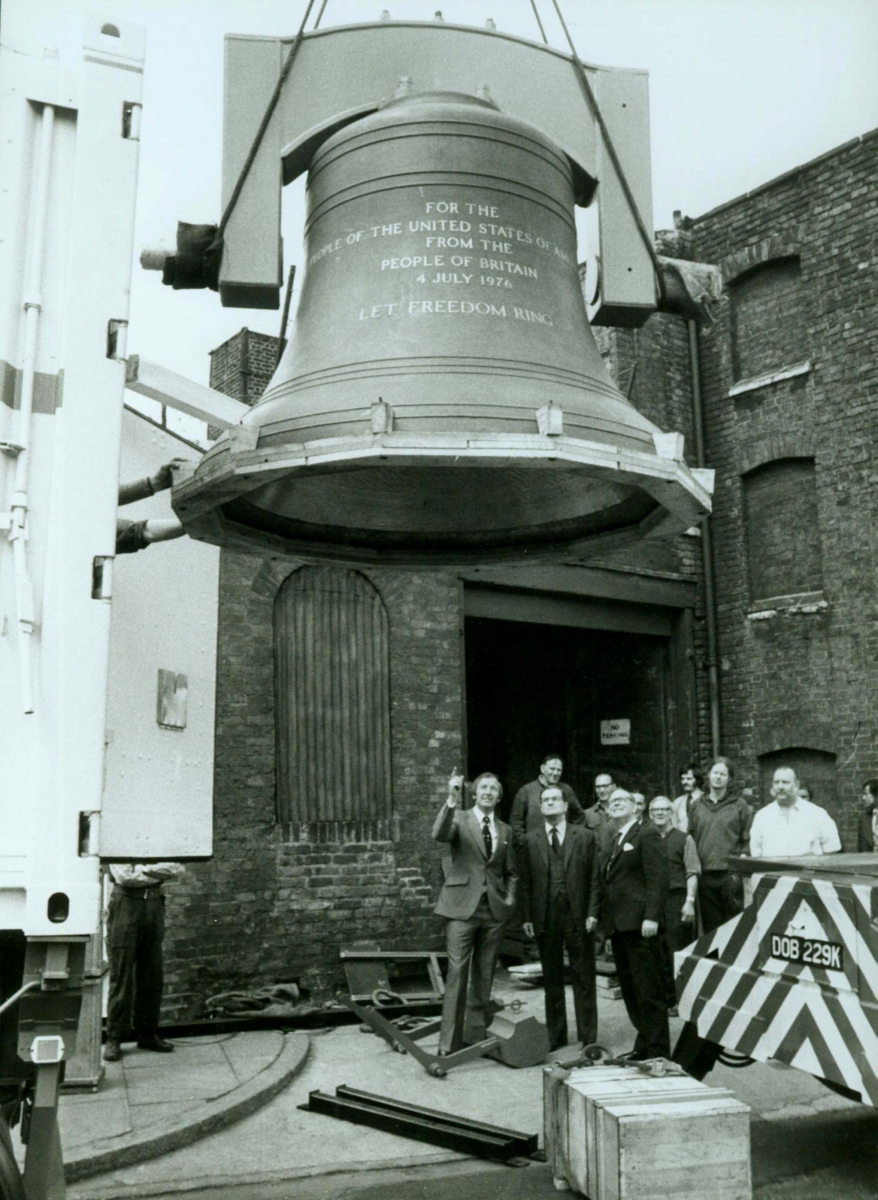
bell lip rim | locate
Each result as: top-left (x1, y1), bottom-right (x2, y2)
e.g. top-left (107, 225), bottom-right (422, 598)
top-left (178, 434), bottom-right (712, 494)
top-left (172, 437), bottom-right (712, 562)
top-left (172, 496), bottom-right (698, 569)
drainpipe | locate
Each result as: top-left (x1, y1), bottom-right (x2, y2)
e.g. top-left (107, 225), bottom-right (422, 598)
top-left (8, 103), bottom-right (55, 714)
top-left (688, 319), bottom-right (721, 758)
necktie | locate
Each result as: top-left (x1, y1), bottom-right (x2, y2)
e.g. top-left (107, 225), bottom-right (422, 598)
top-left (550, 827), bottom-right (561, 857)
top-left (482, 816), bottom-right (492, 858)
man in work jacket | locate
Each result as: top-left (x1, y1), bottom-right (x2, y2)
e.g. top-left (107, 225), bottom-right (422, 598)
top-left (510, 753), bottom-right (586, 842)
top-left (688, 757), bottom-right (752, 933)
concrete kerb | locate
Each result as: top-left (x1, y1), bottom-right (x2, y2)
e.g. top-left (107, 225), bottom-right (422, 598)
top-left (64, 1032), bottom-right (311, 1184)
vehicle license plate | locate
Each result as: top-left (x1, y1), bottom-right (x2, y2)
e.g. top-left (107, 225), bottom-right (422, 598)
top-left (770, 934), bottom-right (844, 970)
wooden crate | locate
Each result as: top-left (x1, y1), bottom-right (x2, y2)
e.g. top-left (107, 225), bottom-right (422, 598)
top-left (544, 1066), bottom-right (636, 1187)
top-left (570, 1074), bottom-right (734, 1199)
top-left (545, 1066), bottom-right (750, 1199)
top-left (595, 1094), bottom-right (751, 1200)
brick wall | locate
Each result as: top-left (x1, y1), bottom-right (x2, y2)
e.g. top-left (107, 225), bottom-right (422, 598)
top-left (592, 307), bottom-right (713, 768)
top-left (589, 131), bottom-right (878, 843)
top-left (208, 328), bottom-right (279, 406)
top-left (729, 256), bottom-right (805, 380)
top-left (162, 331), bottom-right (466, 1016)
top-left (742, 458), bottom-right (823, 601)
top-left (685, 129), bottom-right (878, 844)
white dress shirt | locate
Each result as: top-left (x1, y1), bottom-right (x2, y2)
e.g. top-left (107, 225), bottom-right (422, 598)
top-left (613, 817), bottom-right (639, 850)
top-left (544, 818), bottom-right (568, 846)
top-left (750, 799), bottom-right (841, 858)
top-left (109, 863), bottom-right (184, 887)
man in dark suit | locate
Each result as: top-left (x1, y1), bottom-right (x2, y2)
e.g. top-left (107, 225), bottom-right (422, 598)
top-left (433, 771), bottom-right (517, 1053)
top-left (510, 754), bottom-right (586, 842)
top-left (858, 779), bottom-right (878, 851)
top-left (519, 786), bottom-right (601, 1050)
top-left (604, 788), bottom-right (670, 1060)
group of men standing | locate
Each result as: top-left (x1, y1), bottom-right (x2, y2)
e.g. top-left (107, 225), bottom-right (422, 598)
top-left (432, 751), bottom-right (849, 1063)
top-left (433, 754), bottom-right (679, 1061)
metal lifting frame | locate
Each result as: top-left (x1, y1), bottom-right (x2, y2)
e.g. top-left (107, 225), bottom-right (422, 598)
top-left (210, 5), bottom-right (657, 320)
top-left (343, 995), bottom-right (500, 1078)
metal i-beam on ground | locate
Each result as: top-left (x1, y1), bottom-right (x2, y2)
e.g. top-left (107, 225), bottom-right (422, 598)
top-left (334, 1086), bottom-right (539, 1156)
top-left (301, 1086), bottom-right (537, 1162)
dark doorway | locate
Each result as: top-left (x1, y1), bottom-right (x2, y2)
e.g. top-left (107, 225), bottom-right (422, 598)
top-left (465, 615), bottom-right (672, 822)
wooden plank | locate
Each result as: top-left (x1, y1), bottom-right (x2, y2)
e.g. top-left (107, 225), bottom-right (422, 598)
top-left (566, 1086), bottom-right (589, 1192)
top-left (558, 1067), bottom-right (619, 1190)
top-left (542, 1066), bottom-right (570, 1183)
top-left (276, 568), bottom-right (391, 824)
top-left (563, 1067), bottom-right (631, 1197)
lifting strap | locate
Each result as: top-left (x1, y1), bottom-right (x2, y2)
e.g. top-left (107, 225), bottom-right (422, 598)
top-left (548, 0), bottom-right (666, 302)
top-left (214, 0), bottom-right (317, 242)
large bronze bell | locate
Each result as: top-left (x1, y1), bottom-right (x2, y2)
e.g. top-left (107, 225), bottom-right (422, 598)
top-left (174, 89), bottom-right (710, 565)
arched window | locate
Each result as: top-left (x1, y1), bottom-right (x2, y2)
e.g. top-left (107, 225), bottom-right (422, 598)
top-left (742, 458), bottom-right (822, 603)
top-left (729, 257), bottom-right (804, 381)
top-left (274, 567), bottom-right (391, 826)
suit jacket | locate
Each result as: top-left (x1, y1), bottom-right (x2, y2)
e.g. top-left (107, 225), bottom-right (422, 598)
top-left (858, 805), bottom-right (875, 852)
top-left (432, 802), bottom-right (517, 922)
top-left (518, 823), bottom-right (601, 936)
top-left (603, 819), bottom-right (669, 933)
top-left (510, 780), bottom-right (585, 841)
top-left (583, 804), bottom-right (617, 863)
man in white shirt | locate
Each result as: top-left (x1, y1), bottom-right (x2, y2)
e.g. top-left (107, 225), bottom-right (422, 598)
top-left (750, 767), bottom-right (842, 858)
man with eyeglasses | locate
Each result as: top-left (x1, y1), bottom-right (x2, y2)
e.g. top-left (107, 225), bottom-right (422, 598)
top-left (519, 786), bottom-right (601, 1050)
top-left (648, 796), bottom-right (700, 1014)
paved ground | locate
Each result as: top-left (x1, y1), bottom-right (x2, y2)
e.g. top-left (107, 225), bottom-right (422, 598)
top-left (63, 1032), bottom-right (284, 1148)
top-left (51, 968), bottom-right (872, 1199)
top-left (10, 1030), bottom-right (309, 1183)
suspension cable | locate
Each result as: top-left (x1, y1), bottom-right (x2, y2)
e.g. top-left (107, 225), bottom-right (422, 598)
top-left (216, 0), bottom-right (317, 240)
top-left (548, 0), bottom-right (665, 299)
top-left (314, 0), bottom-right (329, 29)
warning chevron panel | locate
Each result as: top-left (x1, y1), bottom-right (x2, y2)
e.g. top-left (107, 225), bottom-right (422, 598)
top-left (675, 864), bottom-right (878, 1106)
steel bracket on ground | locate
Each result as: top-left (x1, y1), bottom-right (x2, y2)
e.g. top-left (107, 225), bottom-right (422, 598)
top-left (342, 995), bottom-right (500, 1078)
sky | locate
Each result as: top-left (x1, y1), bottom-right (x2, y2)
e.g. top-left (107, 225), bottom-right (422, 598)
top-left (15, 0), bottom-right (878, 420)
